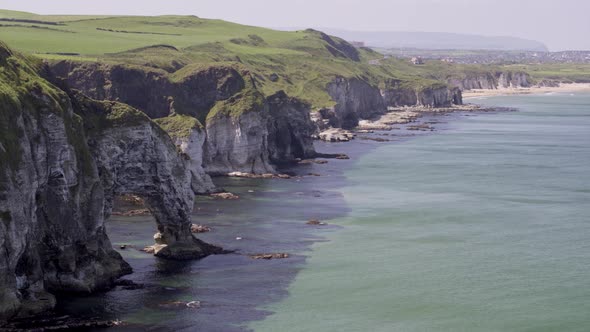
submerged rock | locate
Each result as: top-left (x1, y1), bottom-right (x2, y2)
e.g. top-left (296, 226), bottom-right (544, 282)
top-left (307, 219), bottom-right (327, 226)
top-left (318, 128), bottom-right (356, 142)
top-left (158, 300), bottom-right (201, 310)
top-left (190, 224), bottom-right (212, 233)
top-left (249, 253), bottom-right (290, 260)
top-left (211, 192), bottom-right (240, 200)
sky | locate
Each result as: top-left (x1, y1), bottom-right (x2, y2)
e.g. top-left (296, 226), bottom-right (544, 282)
top-left (0, 0), bottom-right (588, 51)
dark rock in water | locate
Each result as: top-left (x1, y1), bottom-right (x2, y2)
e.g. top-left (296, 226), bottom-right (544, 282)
top-left (141, 246), bottom-right (156, 254)
top-left (114, 279), bottom-right (145, 290)
top-left (158, 301), bottom-right (201, 310)
top-left (226, 172), bottom-right (292, 179)
top-left (298, 159), bottom-right (329, 165)
top-left (358, 136), bottom-right (391, 142)
top-left (191, 224), bottom-right (212, 233)
top-left (249, 253), bottom-right (290, 260)
top-left (407, 124), bottom-right (435, 131)
top-left (1, 315), bottom-right (125, 330)
top-left (307, 219), bottom-right (327, 226)
top-left (111, 209), bottom-right (151, 217)
top-left (211, 192), bottom-right (240, 200)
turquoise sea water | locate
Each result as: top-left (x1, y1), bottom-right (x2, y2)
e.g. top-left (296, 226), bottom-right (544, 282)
top-left (253, 93), bottom-right (590, 331)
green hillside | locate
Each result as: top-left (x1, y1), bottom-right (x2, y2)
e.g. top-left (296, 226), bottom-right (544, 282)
top-left (1, 9), bottom-right (587, 109)
top-left (0, 9), bottom-right (446, 108)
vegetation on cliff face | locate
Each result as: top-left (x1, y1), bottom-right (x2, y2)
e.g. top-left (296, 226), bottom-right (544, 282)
top-left (154, 114), bottom-right (203, 139)
top-left (207, 85), bottom-right (266, 121)
top-left (0, 41), bottom-right (70, 177)
top-left (71, 91), bottom-right (152, 134)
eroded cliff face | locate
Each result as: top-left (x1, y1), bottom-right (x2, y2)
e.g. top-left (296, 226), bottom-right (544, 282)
top-left (0, 53), bottom-right (129, 321)
top-left (325, 77), bottom-right (387, 129)
top-left (0, 47), bottom-right (220, 322)
top-left (417, 86), bottom-right (463, 108)
top-left (381, 80), bottom-right (462, 108)
top-left (72, 93), bottom-right (220, 260)
top-left (173, 129), bottom-right (216, 193)
top-left (381, 80), bottom-right (419, 107)
top-left (50, 61), bottom-right (245, 119)
top-left (449, 71), bottom-right (532, 90)
top-left (50, 62), bottom-right (317, 174)
top-left (202, 88), bottom-right (276, 175)
top-left (267, 91), bottom-right (317, 164)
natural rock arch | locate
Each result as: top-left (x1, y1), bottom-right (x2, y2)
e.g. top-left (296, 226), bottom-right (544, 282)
top-left (90, 117), bottom-right (221, 259)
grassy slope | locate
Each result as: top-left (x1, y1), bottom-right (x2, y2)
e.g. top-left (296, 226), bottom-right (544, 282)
top-left (0, 10), bottom-right (443, 108)
top-left (1, 9), bottom-right (587, 111)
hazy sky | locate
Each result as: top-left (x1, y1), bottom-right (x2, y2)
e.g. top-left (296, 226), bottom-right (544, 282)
top-left (1, 0), bottom-right (588, 51)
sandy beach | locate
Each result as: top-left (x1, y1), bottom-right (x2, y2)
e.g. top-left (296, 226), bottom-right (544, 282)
top-left (462, 83), bottom-right (590, 98)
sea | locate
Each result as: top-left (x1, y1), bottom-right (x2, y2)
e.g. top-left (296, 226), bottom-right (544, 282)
top-left (61, 92), bottom-right (590, 332)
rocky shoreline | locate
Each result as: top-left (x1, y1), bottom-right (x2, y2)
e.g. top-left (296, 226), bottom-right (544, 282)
top-left (462, 83), bottom-right (590, 98)
top-left (0, 99), bottom-right (510, 330)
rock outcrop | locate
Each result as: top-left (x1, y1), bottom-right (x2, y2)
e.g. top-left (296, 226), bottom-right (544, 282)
top-left (417, 85), bottom-right (463, 107)
top-left (49, 62), bottom-right (317, 174)
top-left (267, 91), bottom-right (317, 164)
top-left (381, 79), bottom-right (419, 107)
top-left (325, 77), bottom-right (387, 129)
top-left (449, 71), bottom-right (532, 90)
top-left (72, 93), bottom-right (220, 260)
top-left (49, 61), bottom-right (246, 120)
top-left (382, 80), bottom-right (462, 108)
top-left (0, 48), bottom-right (129, 321)
top-left (202, 87), bottom-right (276, 175)
top-left (153, 115), bottom-right (215, 193)
top-left (0, 45), bottom-right (219, 322)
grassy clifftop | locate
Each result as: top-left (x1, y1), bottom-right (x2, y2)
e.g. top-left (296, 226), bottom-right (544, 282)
top-left (0, 9), bottom-right (448, 109)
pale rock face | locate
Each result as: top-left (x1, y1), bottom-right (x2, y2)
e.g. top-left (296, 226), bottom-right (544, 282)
top-left (173, 129), bottom-right (216, 194)
top-left (204, 111), bottom-right (276, 175)
top-left (266, 91), bottom-right (317, 163)
top-left (0, 88), bottom-right (221, 322)
top-left (449, 71), bottom-right (532, 90)
top-left (90, 122), bottom-right (218, 259)
top-left (0, 97), bottom-right (130, 321)
top-left (326, 77), bottom-right (387, 129)
top-left (497, 72), bottom-right (531, 88)
top-left (417, 87), bottom-right (462, 108)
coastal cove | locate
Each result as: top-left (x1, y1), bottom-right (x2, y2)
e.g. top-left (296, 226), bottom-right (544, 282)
top-left (31, 108), bottom-right (459, 331)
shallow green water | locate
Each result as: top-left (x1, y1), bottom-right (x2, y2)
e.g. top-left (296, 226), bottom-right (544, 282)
top-left (253, 93), bottom-right (590, 332)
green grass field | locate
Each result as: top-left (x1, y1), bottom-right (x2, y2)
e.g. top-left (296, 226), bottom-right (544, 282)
top-left (1, 9), bottom-right (588, 109)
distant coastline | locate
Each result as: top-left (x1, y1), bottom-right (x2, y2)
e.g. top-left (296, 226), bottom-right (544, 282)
top-left (463, 83), bottom-right (590, 98)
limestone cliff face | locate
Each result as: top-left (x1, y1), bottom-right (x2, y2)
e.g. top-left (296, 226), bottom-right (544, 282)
top-left (325, 77), bottom-right (386, 129)
top-left (172, 129), bottom-right (216, 193)
top-left (449, 71), bottom-right (532, 90)
top-left (0, 46), bottom-right (220, 322)
top-left (72, 93), bottom-right (220, 260)
top-left (203, 96), bottom-right (276, 175)
top-left (381, 80), bottom-right (419, 107)
top-left (497, 72), bottom-right (531, 88)
top-left (381, 80), bottom-right (462, 108)
top-left (0, 53), bottom-right (129, 320)
top-left (50, 62), bottom-right (316, 174)
top-left (50, 61), bottom-right (245, 119)
top-left (266, 91), bottom-right (317, 164)
top-left (417, 86), bottom-right (462, 107)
